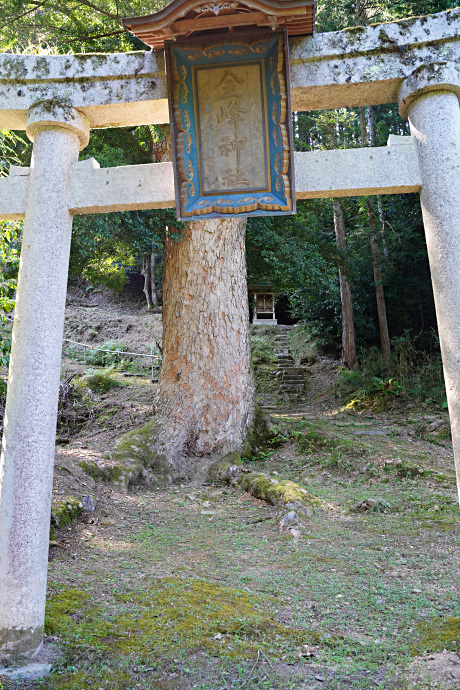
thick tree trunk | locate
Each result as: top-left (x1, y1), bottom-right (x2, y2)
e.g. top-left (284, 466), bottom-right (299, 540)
top-left (158, 217), bottom-right (254, 472)
top-left (360, 107), bottom-right (391, 358)
top-left (113, 216), bottom-right (255, 483)
top-left (142, 253), bottom-right (154, 310)
top-left (113, 125), bottom-right (255, 482)
top-left (332, 199), bottom-right (357, 368)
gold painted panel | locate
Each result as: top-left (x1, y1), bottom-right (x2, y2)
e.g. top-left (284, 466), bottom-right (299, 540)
top-left (194, 62), bottom-right (269, 194)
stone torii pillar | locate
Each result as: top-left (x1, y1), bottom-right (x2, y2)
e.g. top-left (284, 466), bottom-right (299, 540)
top-left (0, 101), bottom-right (89, 662)
top-left (399, 63), bottom-right (460, 503)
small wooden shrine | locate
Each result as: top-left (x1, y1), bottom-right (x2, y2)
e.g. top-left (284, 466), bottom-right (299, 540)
top-left (248, 286), bottom-right (277, 324)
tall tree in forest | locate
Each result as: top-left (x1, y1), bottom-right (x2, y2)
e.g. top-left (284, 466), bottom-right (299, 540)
top-left (332, 199), bottom-right (357, 367)
top-left (295, 108), bottom-right (358, 363)
top-left (360, 107), bottom-right (391, 358)
top-left (151, 217), bottom-right (254, 477)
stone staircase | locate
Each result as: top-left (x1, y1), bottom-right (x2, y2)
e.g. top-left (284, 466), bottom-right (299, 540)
top-left (273, 331), bottom-right (310, 405)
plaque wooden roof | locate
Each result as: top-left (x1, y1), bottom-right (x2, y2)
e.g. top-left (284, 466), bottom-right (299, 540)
top-left (122, 0), bottom-right (315, 51)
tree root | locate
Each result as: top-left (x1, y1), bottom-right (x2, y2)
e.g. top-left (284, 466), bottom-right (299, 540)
top-left (82, 406), bottom-right (273, 492)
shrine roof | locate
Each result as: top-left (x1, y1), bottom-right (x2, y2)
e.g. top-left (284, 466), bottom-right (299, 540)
top-left (122, 0), bottom-right (315, 51)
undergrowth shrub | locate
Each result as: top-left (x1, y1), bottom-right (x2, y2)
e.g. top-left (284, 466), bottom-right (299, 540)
top-left (250, 335), bottom-right (277, 365)
top-left (57, 375), bottom-right (95, 434)
top-left (85, 340), bottom-right (128, 366)
top-left (335, 332), bottom-right (446, 409)
top-left (81, 369), bottom-right (121, 394)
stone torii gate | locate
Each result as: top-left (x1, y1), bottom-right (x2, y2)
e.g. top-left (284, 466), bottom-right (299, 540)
top-left (1, 7), bottom-right (460, 666)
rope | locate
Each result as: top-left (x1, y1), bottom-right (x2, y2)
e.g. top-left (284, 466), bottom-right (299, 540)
top-left (3, 315), bottom-right (161, 366)
top-left (63, 338), bottom-right (161, 360)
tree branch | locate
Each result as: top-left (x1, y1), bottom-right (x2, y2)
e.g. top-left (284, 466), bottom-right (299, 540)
top-left (63, 28), bottom-right (126, 42)
top-left (0, 1), bottom-right (48, 30)
top-left (72, 0), bottom-right (120, 21)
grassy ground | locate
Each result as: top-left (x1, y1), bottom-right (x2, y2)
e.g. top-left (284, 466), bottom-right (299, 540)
top-left (1, 303), bottom-right (459, 689)
top-left (2, 394), bottom-right (458, 690)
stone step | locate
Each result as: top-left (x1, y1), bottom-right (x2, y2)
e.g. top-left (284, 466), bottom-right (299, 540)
top-left (277, 370), bottom-right (303, 377)
top-left (280, 385), bottom-right (305, 393)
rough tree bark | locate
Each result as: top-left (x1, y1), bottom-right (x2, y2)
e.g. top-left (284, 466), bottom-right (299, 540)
top-left (112, 216), bottom-right (256, 483)
top-left (159, 217), bottom-right (254, 466)
top-left (360, 107), bottom-right (391, 359)
top-left (332, 198), bottom-right (357, 368)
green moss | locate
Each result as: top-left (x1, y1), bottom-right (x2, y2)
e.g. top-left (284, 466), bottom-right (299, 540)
top-left (35, 56), bottom-right (51, 78)
top-left (30, 96), bottom-right (73, 117)
top-left (48, 670), bottom-right (134, 690)
top-left (2, 57), bottom-right (28, 80)
top-left (240, 405), bottom-right (272, 459)
top-left (51, 495), bottom-right (82, 530)
top-left (413, 617), bottom-right (460, 655)
top-left (208, 451), bottom-right (242, 482)
top-left (237, 472), bottom-right (318, 513)
top-left (45, 578), bottom-right (330, 674)
top-left (298, 430), bottom-right (341, 454)
top-left (45, 589), bottom-right (91, 635)
top-left (109, 420), bottom-right (173, 489)
top-left (78, 458), bottom-right (102, 480)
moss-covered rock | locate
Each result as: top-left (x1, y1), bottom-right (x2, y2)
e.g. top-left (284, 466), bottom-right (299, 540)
top-left (50, 495), bottom-right (83, 540)
top-left (237, 472), bottom-right (318, 516)
top-left (82, 419), bottom-right (174, 491)
top-left (51, 495), bottom-right (83, 531)
top-left (208, 451), bottom-right (243, 483)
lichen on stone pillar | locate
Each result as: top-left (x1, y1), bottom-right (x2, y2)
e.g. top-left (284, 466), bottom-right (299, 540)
top-left (26, 99), bottom-right (90, 149)
top-left (399, 62), bottom-right (460, 506)
top-left (0, 100), bottom-right (90, 667)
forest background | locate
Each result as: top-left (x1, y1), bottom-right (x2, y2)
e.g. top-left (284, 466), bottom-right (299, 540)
top-left (0, 0), bottom-right (457, 406)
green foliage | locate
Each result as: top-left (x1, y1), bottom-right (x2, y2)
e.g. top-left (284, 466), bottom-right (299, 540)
top-left (0, 221), bottom-right (21, 389)
top-left (85, 340), bottom-right (128, 367)
top-left (336, 332), bottom-right (446, 408)
top-left (250, 335), bottom-right (277, 365)
top-left (82, 369), bottom-right (121, 394)
top-left (69, 129), bottom-right (182, 291)
top-left (0, 1), bottom-right (167, 54)
top-left (316, 0), bottom-right (456, 33)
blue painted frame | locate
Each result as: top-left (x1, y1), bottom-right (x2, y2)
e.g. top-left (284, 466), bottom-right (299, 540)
top-left (166, 31), bottom-right (295, 220)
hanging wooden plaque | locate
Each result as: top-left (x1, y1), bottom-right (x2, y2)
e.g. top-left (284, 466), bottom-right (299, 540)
top-left (166, 31), bottom-right (295, 220)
